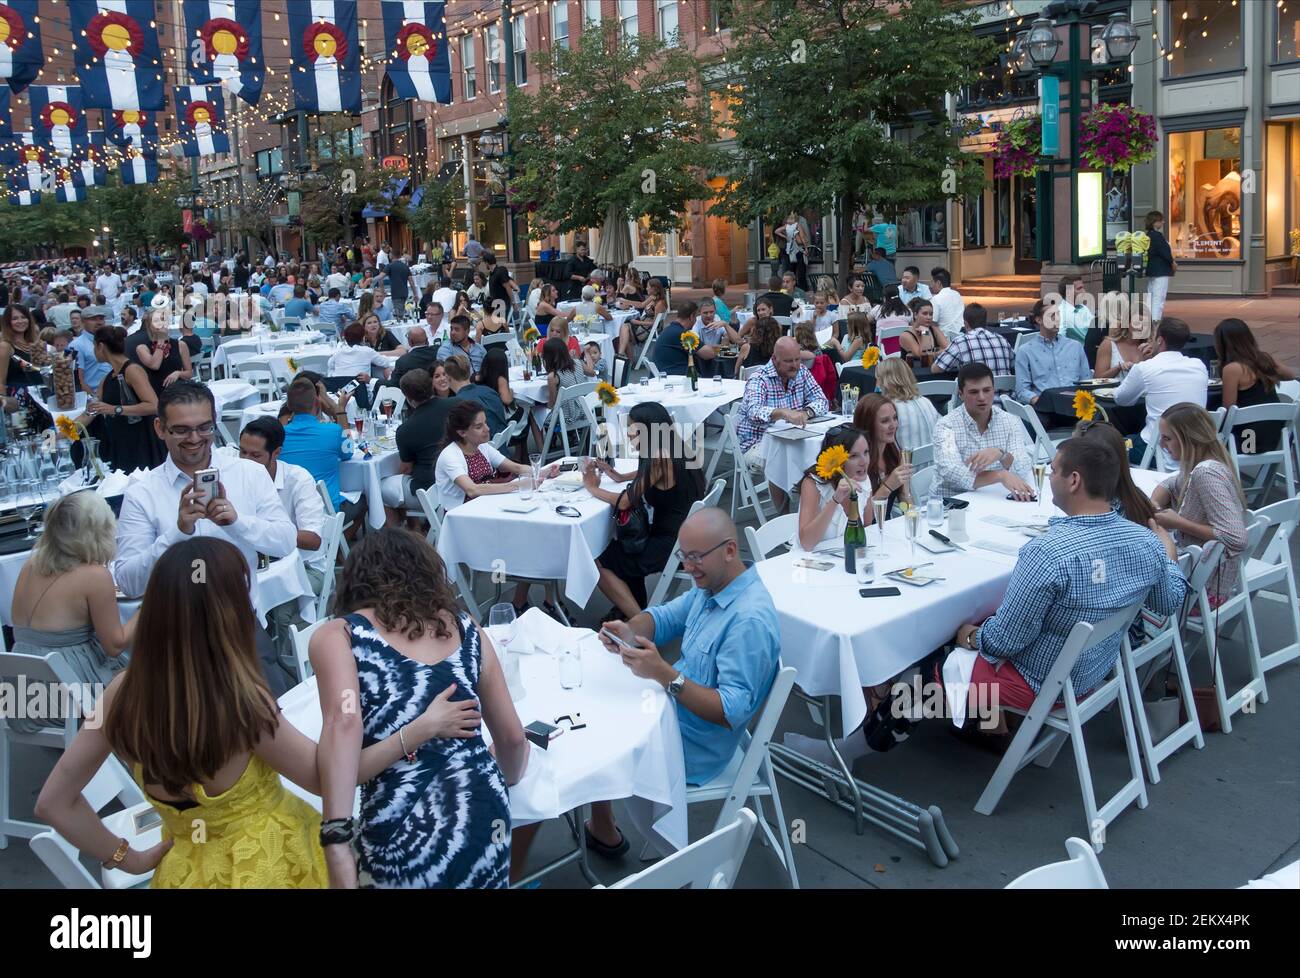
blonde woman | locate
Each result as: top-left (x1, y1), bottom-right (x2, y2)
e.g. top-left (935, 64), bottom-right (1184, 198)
top-left (814, 275), bottom-right (840, 305)
top-left (8, 493), bottom-right (136, 734)
top-left (828, 312), bottom-right (874, 363)
top-left (876, 357), bottom-right (940, 451)
top-left (1094, 306), bottom-right (1147, 380)
top-left (525, 276), bottom-right (547, 316)
top-left (1151, 402), bottom-right (1249, 605)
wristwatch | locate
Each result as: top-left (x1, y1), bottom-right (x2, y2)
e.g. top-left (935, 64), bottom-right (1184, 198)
top-left (666, 671), bottom-right (686, 699)
top-left (114, 404), bottom-right (123, 416)
top-left (965, 627), bottom-right (980, 651)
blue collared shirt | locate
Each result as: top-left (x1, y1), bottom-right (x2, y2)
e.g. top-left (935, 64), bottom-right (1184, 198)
top-left (278, 413), bottom-right (354, 509)
top-left (898, 282), bottom-right (932, 306)
top-left (69, 330), bottom-right (110, 393)
top-left (648, 567), bottom-right (781, 784)
top-left (1014, 331), bottom-right (1091, 403)
top-left (977, 510), bottom-right (1187, 695)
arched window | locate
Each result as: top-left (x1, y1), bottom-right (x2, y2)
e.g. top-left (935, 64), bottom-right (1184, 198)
top-left (379, 75), bottom-right (412, 161)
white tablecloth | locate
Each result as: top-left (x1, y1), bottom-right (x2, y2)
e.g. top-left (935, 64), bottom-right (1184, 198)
top-left (436, 461), bottom-right (637, 606)
top-left (761, 415), bottom-right (854, 497)
top-left (758, 468), bottom-right (1168, 737)
top-left (607, 378), bottom-right (745, 448)
top-left (225, 345), bottom-right (335, 379)
top-left (275, 615), bottom-right (688, 851)
top-left (555, 304), bottom-right (636, 337)
top-left (211, 331), bottom-right (325, 374)
top-left (207, 379), bottom-right (262, 418)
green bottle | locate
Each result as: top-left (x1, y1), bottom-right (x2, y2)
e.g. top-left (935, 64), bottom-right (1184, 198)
top-left (688, 351), bottom-right (699, 391)
top-left (843, 487), bottom-right (866, 574)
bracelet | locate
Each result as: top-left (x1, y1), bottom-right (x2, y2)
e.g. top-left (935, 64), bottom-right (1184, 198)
top-left (319, 817), bottom-right (357, 847)
top-left (103, 837), bottom-right (129, 868)
top-left (398, 726), bottom-right (418, 763)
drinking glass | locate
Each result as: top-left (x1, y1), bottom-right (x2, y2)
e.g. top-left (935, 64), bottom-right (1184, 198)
top-left (19, 479), bottom-right (43, 541)
top-left (559, 647), bottom-right (583, 689)
top-left (904, 508), bottom-right (921, 561)
top-left (926, 494), bottom-right (944, 528)
top-left (854, 547), bottom-right (873, 585)
top-left (1033, 462), bottom-right (1048, 511)
top-left (872, 497), bottom-right (889, 557)
top-left (528, 453), bottom-right (543, 488)
top-left (639, 377), bottom-right (650, 392)
top-left (487, 603), bottom-right (517, 651)
top-left (518, 473), bottom-right (534, 501)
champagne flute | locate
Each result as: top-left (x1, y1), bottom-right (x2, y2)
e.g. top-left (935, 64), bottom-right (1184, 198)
top-left (872, 496), bottom-right (888, 557)
top-left (1033, 461), bottom-right (1048, 511)
top-left (903, 506), bottom-right (921, 561)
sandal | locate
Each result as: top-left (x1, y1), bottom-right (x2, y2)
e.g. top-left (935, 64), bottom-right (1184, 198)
top-left (584, 822), bottom-right (629, 859)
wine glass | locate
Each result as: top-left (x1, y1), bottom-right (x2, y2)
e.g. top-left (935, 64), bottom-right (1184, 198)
top-left (1033, 461), bottom-right (1048, 511)
top-left (528, 452), bottom-right (543, 489)
top-left (487, 603), bottom-right (517, 651)
top-left (904, 506), bottom-right (921, 561)
top-left (19, 479), bottom-right (44, 541)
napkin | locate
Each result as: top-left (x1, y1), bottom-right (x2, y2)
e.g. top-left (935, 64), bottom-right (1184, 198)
top-left (941, 647), bottom-right (978, 728)
top-left (506, 607), bottom-right (589, 656)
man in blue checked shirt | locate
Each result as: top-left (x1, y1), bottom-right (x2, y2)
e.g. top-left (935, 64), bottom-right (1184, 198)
top-left (952, 437), bottom-right (1185, 721)
top-left (587, 508), bottom-right (781, 859)
top-left (1014, 297), bottom-right (1091, 406)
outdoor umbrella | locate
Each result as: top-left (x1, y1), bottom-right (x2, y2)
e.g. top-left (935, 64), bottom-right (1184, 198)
top-left (592, 203), bottom-right (633, 268)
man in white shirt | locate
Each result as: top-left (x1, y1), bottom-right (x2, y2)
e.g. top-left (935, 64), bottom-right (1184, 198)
top-left (95, 265), bottom-right (122, 302)
top-left (933, 362), bottom-right (1037, 499)
top-left (375, 245), bottom-right (390, 270)
top-left (46, 291), bottom-right (79, 328)
top-left (1114, 317), bottom-right (1208, 471)
top-left (432, 282), bottom-right (459, 318)
top-left (264, 252), bottom-right (276, 269)
top-left (239, 415), bottom-right (330, 666)
top-left (112, 381), bottom-right (298, 693)
top-left (325, 263), bottom-right (351, 294)
top-left (929, 267), bottom-right (965, 341)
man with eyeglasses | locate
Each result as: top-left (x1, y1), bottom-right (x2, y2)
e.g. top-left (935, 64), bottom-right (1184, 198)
top-left (586, 507), bottom-right (781, 859)
top-left (112, 381), bottom-right (299, 693)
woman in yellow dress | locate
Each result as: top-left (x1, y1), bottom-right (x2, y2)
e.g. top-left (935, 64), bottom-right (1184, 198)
top-left (36, 537), bottom-right (475, 888)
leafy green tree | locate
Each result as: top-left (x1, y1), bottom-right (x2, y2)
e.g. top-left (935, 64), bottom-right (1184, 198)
top-left (506, 19), bottom-right (723, 240)
top-left (299, 154), bottom-right (392, 248)
top-left (403, 178), bottom-right (463, 253)
top-left (712, 0), bottom-right (996, 289)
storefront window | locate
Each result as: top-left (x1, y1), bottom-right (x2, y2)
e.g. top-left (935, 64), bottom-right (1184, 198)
top-left (1166, 127), bottom-right (1242, 260)
top-left (1265, 122), bottom-right (1299, 259)
top-left (637, 217), bottom-right (666, 256)
top-left (1277, 0), bottom-right (1300, 62)
top-left (1167, 1), bottom-right (1242, 77)
top-left (963, 193), bottom-right (985, 248)
top-left (677, 211), bottom-right (693, 257)
top-left (993, 177), bottom-right (1012, 246)
top-left (1104, 170), bottom-right (1131, 249)
top-left (896, 202), bottom-right (947, 249)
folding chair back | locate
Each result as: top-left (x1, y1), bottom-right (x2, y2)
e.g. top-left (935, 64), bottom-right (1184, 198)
top-left (633, 312), bottom-right (666, 373)
top-left (1005, 838), bottom-right (1109, 889)
top-left (293, 353), bottom-right (332, 375)
top-left (744, 512), bottom-right (799, 563)
top-left (909, 442), bottom-right (934, 468)
top-left (481, 331), bottom-right (512, 348)
top-left (415, 486), bottom-right (445, 546)
top-left (1000, 394), bottom-right (1058, 462)
top-left (722, 412), bottom-right (771, 525)
top-left (876, 324), bottom-right (908, 357)
top-left (1245, 498), bottom-right (1300, 676)
top-left (598, 810), bottom-right (758, 890)
top-left (288, 619), bottom-right (330, 684)
top-left (910, 466), bottom-right (937, 500)
top-left (646, 479), bottom-right (725, 608)
top-left (314, 512), bottom-right (346, 619)
top-left (994, 374), bottom-right (1016, 394)
top-left (540, 381), bottom-right (598, 460)
top-left (373, 388), bottom-right (407, 421)
top-left (1223, 402), bottom-right (1298, 501)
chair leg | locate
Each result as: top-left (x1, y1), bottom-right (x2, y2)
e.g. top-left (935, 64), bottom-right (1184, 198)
top-left (0, 733), bottom-right (9, 850)
top-left (761, 756), bottom-right (800, 889)
top-left (975, 707), bottom-right (1051, 815)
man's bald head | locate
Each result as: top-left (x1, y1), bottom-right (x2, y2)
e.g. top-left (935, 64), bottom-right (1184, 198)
top-left (407, 326), bottom-right (427, 347)
top-left (677, 507), bottom-right (744, 594)
top-left (772, 335), bottom-right (802, 380)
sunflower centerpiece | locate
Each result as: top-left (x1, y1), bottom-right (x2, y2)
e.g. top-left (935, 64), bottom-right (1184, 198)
top-left (55, 414), bottom-right (105, 483)
top-left (815, 443), bottom-right (866, 574)
top-left (680, 330), bottom-right (701, 391)
top-left (522, 325), bottom-right (541, 375)
top-left (861, 346), bottom-right (881, 370)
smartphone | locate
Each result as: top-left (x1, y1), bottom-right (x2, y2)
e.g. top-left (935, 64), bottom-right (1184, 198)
top-left (558, 460), bottom-right (580, 473)
top-left (794, 558), bottom-right (835, 572)
top-left (524, 720), bottom-right (563, 750)
top-left (859, 587), bottom-right (902, 598)
top-left (339, 379), bottom-right (361, 396)
top-left (193, 467), bottom-right (220, 507)
top-left (600, 627), bottom-right (636, 651)
top-left (942, 498), bottom-right (969, 510)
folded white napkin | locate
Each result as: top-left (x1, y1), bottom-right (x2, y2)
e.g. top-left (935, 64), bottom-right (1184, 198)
top-left (97, 471), bottom-right (132, 497)
top-left (941, 647), bottom-right (978, 728)
top-left (507, 607), bottom-right (589, 656)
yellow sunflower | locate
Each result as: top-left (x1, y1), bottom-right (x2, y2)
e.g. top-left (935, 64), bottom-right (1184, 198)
top-left (815, 444), bottom-right (849, 481)
top-left (522, 326), bottom-right (540, 344)
top-left (56, 414), bottom-right (81, 442)
top-left (861, 346), bottom-right (881, 370)
top-left (595, 381), bottom-right (620, 406)
top-left (680, 330), bottom-right (700, 352)
top-left (1073, 388), bottom-right (1098, 422)
top-left (286, 356), bottom-right (299, 373)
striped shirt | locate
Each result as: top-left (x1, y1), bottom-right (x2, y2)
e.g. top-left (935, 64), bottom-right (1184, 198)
top-left (737, 362), bottom-right (830, 451)
top-left (976, 510), bottom-right (1188, 694)
top-left (932, 327), bottom-right (1015, 377)
top-left (932, 404), bottom-right (1035, 496)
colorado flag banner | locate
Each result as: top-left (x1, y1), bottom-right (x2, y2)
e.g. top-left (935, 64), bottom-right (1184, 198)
top-left (288, 1), bottom-right (362, 114)
top-left (54, 162), bottom-right (86, 203)
top-left (29, 86), bottom-right (90, 156)
top-left (72, 131), bottom-right (109, 187)
top-left (105, 108), bottom-right (159, 152)
top-left (0, 1), bottom-right (43, 93)
top-left (70, 0), bottom-right (166, 111)
top-left (118, 143), bottom-right (158, 185)
top-left (10, 131), bottom-right (43, 192)
top-left (176, 85), bottom-right (230, 157)
top-left (381, 1), bottom-right (451, 104)
top-left (0, 88), bottom-right (9, 137)
top-left (184, 0), bottom-right (264, 106)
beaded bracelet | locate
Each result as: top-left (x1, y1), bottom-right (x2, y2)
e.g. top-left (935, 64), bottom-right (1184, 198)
top-left (319, 817), bottom-right (356, 847)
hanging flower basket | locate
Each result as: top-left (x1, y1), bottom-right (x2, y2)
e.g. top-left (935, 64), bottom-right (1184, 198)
top-left (992, 115), bottom-right (1043, 180)
top-left (1078, 104), bottom-right (1157, 174)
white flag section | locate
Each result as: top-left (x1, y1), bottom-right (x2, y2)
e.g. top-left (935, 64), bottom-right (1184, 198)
top-left (311, 0), bottom-right (343, 111)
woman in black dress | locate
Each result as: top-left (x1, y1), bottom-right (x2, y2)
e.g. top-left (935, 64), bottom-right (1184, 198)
top-left (1, 303), bottom-right (52, 416)
top-left (583, 402), bottom-right (706, 619)
top-left (1216, 317), bottom-right (1296, 454)
top-left (127, 309), bottom-right (192, 398)
top-left (86, 326), bottom-right (165, 472)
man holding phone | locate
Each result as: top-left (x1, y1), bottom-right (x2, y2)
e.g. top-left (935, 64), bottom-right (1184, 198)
top-left (112, 381), bottom-right (299, 694)
top-left (586, 508), bottom-right (780, 859)
top-left (932, 362), bottom-right (1036, 501)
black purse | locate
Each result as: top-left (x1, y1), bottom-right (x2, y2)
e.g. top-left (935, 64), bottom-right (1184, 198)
top-left (115, 371), bottom-right (142, 424)
top-left (613, 489), bottom-right (651, 555)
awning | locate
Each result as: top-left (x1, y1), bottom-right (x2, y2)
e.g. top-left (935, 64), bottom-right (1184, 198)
top-left (362, 176), bottom-right (410, 219)
top-left (409, 184), bottom-right (425, 209)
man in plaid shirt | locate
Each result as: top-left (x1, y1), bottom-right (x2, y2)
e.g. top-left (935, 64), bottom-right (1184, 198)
top-left (931, 303), bottom-right (1015, 377)
top-left (933, 363), bottom-right (1037, 499)
top-left (953, 437), bottom-right (1186, 713)
top-left (737, 336), bottom-right (829, 509)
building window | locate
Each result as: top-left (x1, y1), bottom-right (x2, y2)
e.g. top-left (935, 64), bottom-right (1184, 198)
top-left (710, 0), bottom-right (734, 32)
top-left (637, 217), bottom-right (666, 256)
top-left (656, 0), bottom-right (678, 44)
top-left (1278, 0), bottom-right (1300, 62)
top-left (584, 0), bottom-right (602, 24)
top-left (487, 24), bottom-right (502, 93)
top-left (460, 34), bottom-right (477, 99)
top-left (380, 76), bottom-right (411, 160)
top-left (619, 0), bottom-right (638, 40)
top-left (896, 203), bottom-right (947, 249)
top-left (1167, 0), bottom-right (1242, 77)
top-left (677, 210), bottom-right (693, 257)
top-left (1166, 127), bottom-right (1242, 260)
top-left (963, 192), bottom-right (985, 248)
top-left (1265, 122), bottom-right (1299, 259)
top-left (553, 1), bottom-right (570, 48)
top-left (993, 176), bottom-right (1012, 245)
top-left (512, 16), bottom-right (527, 84)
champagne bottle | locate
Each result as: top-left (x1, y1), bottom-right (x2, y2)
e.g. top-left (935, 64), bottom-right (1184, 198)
top-left (843, 487), bottom-right (866, 574)
top-left (688, 351), bottom-right (699, 392)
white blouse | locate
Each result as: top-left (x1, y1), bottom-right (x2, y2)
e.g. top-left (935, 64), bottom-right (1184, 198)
top-left (893, 395), bottom-right (941, 452)
top-left (793, 477), bottom-right (848, 553)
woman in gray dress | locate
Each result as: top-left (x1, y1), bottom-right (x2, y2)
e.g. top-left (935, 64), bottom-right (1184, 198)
top-left (7, 492), bottom-right (136, 733)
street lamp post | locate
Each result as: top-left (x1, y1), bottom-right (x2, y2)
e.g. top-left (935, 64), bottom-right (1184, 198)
top-left (501, 0), bottom-right (523, 267)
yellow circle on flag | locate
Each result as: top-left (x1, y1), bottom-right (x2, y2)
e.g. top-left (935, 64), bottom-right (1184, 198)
top-left (50, 108), bottom-right (71, 126)
top-left (0, 20), bottom-right (10, 45)
top-left (122, 110), bottom-right (141, 124)
top-left (193, 107), bottom-right (211, 123)
top-left (405, 34), bottom-right (428, 57)
top-left (313, 33), bottom-right (337, 58)
top-left (213, 28), bottom-right (238, 55)
top-left (101, 23), bottom-right (133, 51)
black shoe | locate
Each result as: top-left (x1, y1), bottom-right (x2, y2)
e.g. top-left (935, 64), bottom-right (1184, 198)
top-left (584, 823), bottom-right (629, 859)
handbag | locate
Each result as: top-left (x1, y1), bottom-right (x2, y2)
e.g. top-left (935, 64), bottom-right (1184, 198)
top-left (612, 489), bottom-right (651, 555)
top-left (115, 370), bottom-right (143, 424)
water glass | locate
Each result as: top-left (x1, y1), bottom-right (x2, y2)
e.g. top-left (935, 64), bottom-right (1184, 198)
top-left (518, 473), bottom-right (534, 501)
top-left (559, 647), bottom-right (583, 689)
top-left (639, 377), bottom-right (650, 392)
top-left (926, 494), bottom-right (944, 528)
top-left (948, 507), bottom-right (968, 541)
top-left (854, 547), bottom-right (873, 585)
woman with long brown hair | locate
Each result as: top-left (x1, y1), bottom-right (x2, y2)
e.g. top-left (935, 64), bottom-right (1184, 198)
top-left (311, 529), bottom-right (529, 888)
top-left (616, 278), bottom-right (668, 357)
top-left (852, 393), bottom-right (915, 517)
top-left (1074, 419), bottom-right (1156, 526)
top-left (1, 303), bottom-right (51, 413)
top-left (36, 537), bottom-right (464, 887)
top-left (1215, 317), bottom-right (1296, 453)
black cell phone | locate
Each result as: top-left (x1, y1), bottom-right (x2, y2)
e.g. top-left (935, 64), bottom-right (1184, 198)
top-left (942, 497), bottom-right (969, 510)
top-left (859, 587), bottom-right (902, 598)
top-left (1007, 493), bottom-right (1038, 501)
top-left (558, 460), bottom-right (580, 472)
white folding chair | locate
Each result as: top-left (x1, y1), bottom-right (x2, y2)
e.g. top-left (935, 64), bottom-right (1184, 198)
top-left (1005, 837), bottom-right (1109, 889)
top-left (1182, 517), bottom-right (1269, 732)
top-left (313, 512), bottom-right (346, 619)
top-left (1000, 394), bottom-right (1065, 463)
top-left (490, 414), bottom-right (528, 453)
top-left (540, 381), bottom-right (598, 461)
top-left (1224, 402), bottom-right (1298, 503)
top-left (743, 512), bottom-right (799, 563)
top-left (916, 379), bottom-right (957, 404)
top-left (993, 374), bottom-right (1016, 394)
top-left (633, 312), bottom-right (665, 374)
top-left (415, 486), bottom-right (445, 546)
top-left (235, 365), bottom-right (279, 401)
top-left (974, 601), bottom-right (1148, 851)
top-left (596, 810), bottom-right (757, 890)
top-left (721, 412), bottom-right (772, 526)
top-left (317, 480), bottom-right (355, 559)
top-left (677, 666), bottom-right (799, 888)
top-left (293, 353), bottom-right (332, 375)
top-left (645, 479), bottom-right (725, 608)
top-left (611, 355), bottom-right (631, 389)
top-left (1, 650), bottom-right (88, 848)
top-left (28, 755), bottom-right (157, 890)
top-left (223, 349), bottom-right (261, 379)
top-left (876, 324), bottom-right (908, 357)
top-left (1244, 498), bottom-right (1300, 678)
top-left (287, 618), bottom-right (330, 684)
top-left (773, 315), bottom-right (795, 334)
top-left (480, 331), bottom-right (512, 348)
top-left (373, 387), bottom-right (407, 421)
top-left (1120, 548), bottom-right (1214, 785)
top-left (739, 364), bottom-right (763, 381)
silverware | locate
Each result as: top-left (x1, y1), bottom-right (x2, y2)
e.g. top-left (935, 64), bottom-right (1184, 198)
top-left (882, 561), bottom-right (934, 576)
top-left (929, 529), bottom-right (966, 551)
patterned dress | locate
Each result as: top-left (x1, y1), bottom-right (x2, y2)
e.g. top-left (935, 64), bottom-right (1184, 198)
top-left (345, 611), bottom-right (511, 889)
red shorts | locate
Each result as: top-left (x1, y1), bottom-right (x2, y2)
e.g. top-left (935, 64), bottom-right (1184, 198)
top-left (934, 657), bottom-right (1037, 715)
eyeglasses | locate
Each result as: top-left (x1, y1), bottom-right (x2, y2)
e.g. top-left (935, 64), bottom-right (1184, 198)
top-left (673, 538), bottom-right (733, 566)
top-left (165, 422), bottom-right (216, 438)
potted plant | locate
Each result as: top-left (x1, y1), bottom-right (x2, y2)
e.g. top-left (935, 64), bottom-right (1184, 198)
top-left (992, 115), bottom-right (1043, 180)
top-left (1078, 104), bottom-right (1157, 174)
